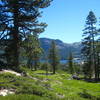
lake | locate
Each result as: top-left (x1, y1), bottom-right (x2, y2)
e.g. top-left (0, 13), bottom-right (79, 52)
top-left (40, 59), bottom-right (81, 64)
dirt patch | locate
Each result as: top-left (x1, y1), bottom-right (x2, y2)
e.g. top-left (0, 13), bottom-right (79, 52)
top-left (0, 89), bottom-right (15, 96)
top-left (0, 70), bottom-right (21, 76)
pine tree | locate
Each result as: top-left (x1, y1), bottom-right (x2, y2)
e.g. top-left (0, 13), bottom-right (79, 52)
top-left (68, 50), bottom-right (74, 75)
top-left (22, 33), bottom-right (43, 70)
top-left (49, 40), bottom-right (59, 74)
top-left (81, 11), bottom-right (98, 80)
top-left (0, 0), bottom-right (52, 69)
top-left (32, 33), bottom-right (43, 71)
top-left (81, 36), bottom-right (93, 79)
top-left (95, 39), bottom-right (100, 80)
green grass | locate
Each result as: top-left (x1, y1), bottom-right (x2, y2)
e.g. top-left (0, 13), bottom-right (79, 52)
top-left (0, 94), bottom-right (51, 100)
top-left (0, 68), bottom-right (100, 100)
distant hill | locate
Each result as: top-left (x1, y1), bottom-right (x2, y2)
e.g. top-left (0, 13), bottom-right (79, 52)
top-left (39, 38), bottom-right (82, 60)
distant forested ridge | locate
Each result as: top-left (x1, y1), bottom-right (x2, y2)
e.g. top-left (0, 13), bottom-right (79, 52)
top-left (40, 38), bottom-right (81, 60)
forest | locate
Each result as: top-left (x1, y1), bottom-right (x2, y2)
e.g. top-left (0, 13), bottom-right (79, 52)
top-left (0, 0), bottom-right (100, 100)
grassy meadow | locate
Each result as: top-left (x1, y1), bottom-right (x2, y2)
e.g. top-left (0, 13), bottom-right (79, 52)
top-left (0, 68), bottom-right (100, 100)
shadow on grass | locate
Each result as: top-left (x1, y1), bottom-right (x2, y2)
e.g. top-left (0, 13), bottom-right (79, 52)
top-left (83, 78), bottom-right (100, 83)
top-left (75, 77), bottom-right (100, 83)
top-left (35, 73), bottom-right (53, 75)
top-left (79, 89), bottom-right (100, 100)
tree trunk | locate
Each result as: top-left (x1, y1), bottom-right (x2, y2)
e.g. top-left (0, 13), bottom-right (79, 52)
top-left (91, 24), bottom-right (97, 81)
top-left (53, 64), bottom-right (55, 74)
top-left (13, 1), bottom-right (19, 70)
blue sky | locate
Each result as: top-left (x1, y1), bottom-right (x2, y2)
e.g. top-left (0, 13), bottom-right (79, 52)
top-left (39, 0), bottom-right (100, 43)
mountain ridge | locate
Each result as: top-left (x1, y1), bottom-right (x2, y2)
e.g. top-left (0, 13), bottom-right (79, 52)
top-left (39, 38), bottom-right (82, 60)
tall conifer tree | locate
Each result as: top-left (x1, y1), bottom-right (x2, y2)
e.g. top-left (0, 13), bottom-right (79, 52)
top-left (68, 50), bottom-right (74, 75)
top-left (81, 11), bottom-right (98, 79)
top-left (49, 40), bottom-right (59, 74)
top-left (0, 0), bottom-right (52, 69)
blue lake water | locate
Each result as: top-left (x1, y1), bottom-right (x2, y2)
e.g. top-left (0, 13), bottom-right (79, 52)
top-left (60, 60), bottom-right (67, 64)
top-left (40, 59), bottom-right (81, 64)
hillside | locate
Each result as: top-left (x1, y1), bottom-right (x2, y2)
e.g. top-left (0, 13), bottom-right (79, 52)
top-left (0, 69), bottom-right (100, 100)
top-left (40, 38), bottom-right (81, 59)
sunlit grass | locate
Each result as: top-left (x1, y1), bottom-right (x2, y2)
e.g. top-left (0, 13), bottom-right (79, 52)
top-left (0, 68), bottom-right (100, 100)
